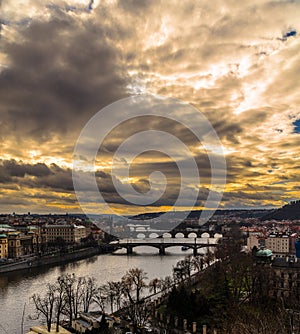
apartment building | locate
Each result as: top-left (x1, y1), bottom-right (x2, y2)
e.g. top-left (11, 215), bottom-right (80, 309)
top-left (0, 234), bottom-right (8, 259)
top-left (271, 256), bottom-right (300, 299)
top-left (42, 224), bottom-right (86, 244)
top-left (265, 234), bottom-right (290, 254)
top-left (8, 232), bottom-right (38, 258)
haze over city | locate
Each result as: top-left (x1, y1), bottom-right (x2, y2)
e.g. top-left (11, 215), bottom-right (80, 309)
top-left (0, 0), bottom-right (299, 215)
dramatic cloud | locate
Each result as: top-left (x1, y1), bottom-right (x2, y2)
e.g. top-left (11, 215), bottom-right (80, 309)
top-left (0, 0), bottom-right (299, 213)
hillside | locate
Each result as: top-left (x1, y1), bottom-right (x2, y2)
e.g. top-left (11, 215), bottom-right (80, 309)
top-left (261, 200), bottom-right (300, 221)
top-left (131, 209), bottom-right (269, 221)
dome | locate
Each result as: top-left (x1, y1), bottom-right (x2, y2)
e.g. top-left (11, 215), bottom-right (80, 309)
top-left (256, 248), bottom-right (273, 257)
top-left (0, 234), bottom-right (7, 238)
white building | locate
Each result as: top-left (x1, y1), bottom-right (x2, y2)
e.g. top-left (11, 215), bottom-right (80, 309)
top-left (265, 234), bottom-right (290, 254)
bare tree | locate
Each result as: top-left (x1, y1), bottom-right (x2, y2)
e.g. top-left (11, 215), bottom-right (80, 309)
top-left (173, 257), bottom-right (194, 283)
top-left (104, 281), bottom-right (117, 313)
top-left (59, 273), bottom-right (85, 326)
top-left (122, 268), bottom-right (148, 303)
top-left (93, 285), bottom-right (107, 313)
top-left (81, 277), bottom-right (97, 313)
top-left (60, 274), bottom-right (75, 326)
top-left (121, 268), bottom-right (149, 331)
top-left (32, 284), bottom-right (55, 332)
top-left (123, 298), bottom-right (152, 330)
top-left (160, 276), bottom-right (173, 296)
top-left (54, 277), bottom-right (67, 332)
top-left (192, 254), bottom-right (204, 272)
top-left (149, 278), bottom-right (161, 294)
top-left (111, 281), bottom-right (123, 311)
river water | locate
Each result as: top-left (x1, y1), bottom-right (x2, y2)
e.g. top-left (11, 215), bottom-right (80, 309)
top-left (0, 246), bottom-right (194, 334)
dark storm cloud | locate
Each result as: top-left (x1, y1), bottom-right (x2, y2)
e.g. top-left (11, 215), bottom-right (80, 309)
top-left (0, 9), bottom-right (128, 142)
top-left (0, 159), bottom-right (51, 181)
top-left (0, 159), bottom-right (74, 191)
top-left (99, 115), bottom-right (213, 155)
top-left (117, 0), bottom-right (154, 13)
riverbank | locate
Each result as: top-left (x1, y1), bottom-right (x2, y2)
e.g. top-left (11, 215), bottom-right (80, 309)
top-left (0, 246), bottom-right (189, 334)
top-left (0, 244), bottom-right (116, 274)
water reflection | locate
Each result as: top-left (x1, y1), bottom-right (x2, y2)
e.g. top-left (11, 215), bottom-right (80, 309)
top-left (0, 246), bottom-right (189, 334)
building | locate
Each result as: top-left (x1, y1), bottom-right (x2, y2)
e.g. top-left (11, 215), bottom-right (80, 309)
top-left (255, 247), bottom-right (300, 299)
top-left (271, 256), bottom-right (300, 299)
top-left (0, 234), bottom-right (8, 259)
top-left (74, 225), bottom-right (87, 242)
top-left (27, 324), bottom-right (72, 334)
top-left (255, 248), bottom-right (273, 264)
top-left (247, 234), bottom-right (265, 251)
top-left (7, 232), bottom-right (22, 258)
top-left (7, 232), bottom-right (38, 258)
top-left (72, 312), bottom-right (118, 334)
top-left (265, 234), bottom-right (290, 254)
top-left (42, 224), bottom-right (86, 244)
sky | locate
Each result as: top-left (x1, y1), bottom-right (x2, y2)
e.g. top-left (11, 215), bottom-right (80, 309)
top-left (0, 0), bottom-right (299, 215)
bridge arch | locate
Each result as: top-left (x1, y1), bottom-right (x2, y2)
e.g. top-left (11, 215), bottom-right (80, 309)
top-left (201, 232), bottom-right (210, 238)
top-left (149, 232), bottom-right (159, 239)
top-left (163, 232), bottom-right (172, 238)
top-left (188, 232), bottom-right (197, 238)
top-left (214, 233), bottom-right (222, 238)
top-left (175, 232), bottom-right (184, 238)
top-left (137, 233), bottom-right (146, 239)
top-left (114, 237), bottom-right (220, 256)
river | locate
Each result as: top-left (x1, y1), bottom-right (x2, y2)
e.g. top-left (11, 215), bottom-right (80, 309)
top-left (0, 246), bottom-right (194, 334)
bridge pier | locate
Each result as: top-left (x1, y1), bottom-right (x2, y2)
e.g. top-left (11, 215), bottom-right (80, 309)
top-left (115, 238), bottom-right (220, 256)
top-left (159, 246), bottom-right (166, 255)
top-left (127, 245), bottom-right (133, 254)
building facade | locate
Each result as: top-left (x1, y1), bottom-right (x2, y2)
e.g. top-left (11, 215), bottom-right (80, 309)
top-left (265, 234), bottom-right (290, 254)
top-left (0, 234), bottom-right (8, 259)
top-left (42, 224), bottom-right (86, 244)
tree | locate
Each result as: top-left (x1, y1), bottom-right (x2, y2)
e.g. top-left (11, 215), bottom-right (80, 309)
top-left (104, 280), bottom-right (123, 313)
top-left (149, 278), bottom-right (161, 294)
top-left (59, 274), bottom-right (85, 326)
top-left (122, 268), bottom-right (148, 303)
top-left (192, 254), bottom-right (204, 272)
top-left (160, 276), bottom-right (173, 296)
top-left (111, 281), bottom-right (123, 311)
top-left (32, 284), bottom-right (55, 332)
top-left (81, 277), bottom-right (97, 313)
top-left (93, 285), bottom-right (107, 313)
top-left (104, 281), bottom-right (117, 313)
top-left (123, 298), bottom-right (152, 329)
top-left (173, 257), bottom-right (194, 283)
top-left (121, 268), bottom-right (149, 331)
top-left (31, 280), bottom-right (66, 333)
top-left (54, 277), bottom-right (67, 332)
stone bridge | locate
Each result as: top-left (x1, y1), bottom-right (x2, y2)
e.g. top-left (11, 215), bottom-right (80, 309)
top-left (110, 237), bottom-right (221, 255)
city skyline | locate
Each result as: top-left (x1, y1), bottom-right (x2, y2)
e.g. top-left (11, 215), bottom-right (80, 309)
top-left (0, 0), bottom-right (299, 215)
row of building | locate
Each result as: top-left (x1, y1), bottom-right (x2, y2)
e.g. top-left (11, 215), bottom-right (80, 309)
top-left (0, 223), bottom-right (90, 259)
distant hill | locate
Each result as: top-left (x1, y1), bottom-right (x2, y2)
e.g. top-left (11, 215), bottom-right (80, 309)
top-left (131, 209), bottom-right (269, 221)
top-left (261, 200), bottom-right (300, 221)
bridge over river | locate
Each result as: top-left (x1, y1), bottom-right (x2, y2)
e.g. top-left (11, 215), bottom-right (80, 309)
top-left (110, 237), bottom-right (221, 255)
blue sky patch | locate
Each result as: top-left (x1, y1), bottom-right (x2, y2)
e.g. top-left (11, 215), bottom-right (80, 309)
top-left (293, 119), bottom-right (300, 133)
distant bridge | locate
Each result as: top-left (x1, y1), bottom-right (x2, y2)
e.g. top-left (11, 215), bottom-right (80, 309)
top-left (121, 228), bottom-right (222, 239)
top-left (110, 237), bottom-right (221, 255)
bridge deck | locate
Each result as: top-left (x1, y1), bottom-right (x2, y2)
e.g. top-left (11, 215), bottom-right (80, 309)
top-left (112, 237), bottom-right (220, 246)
